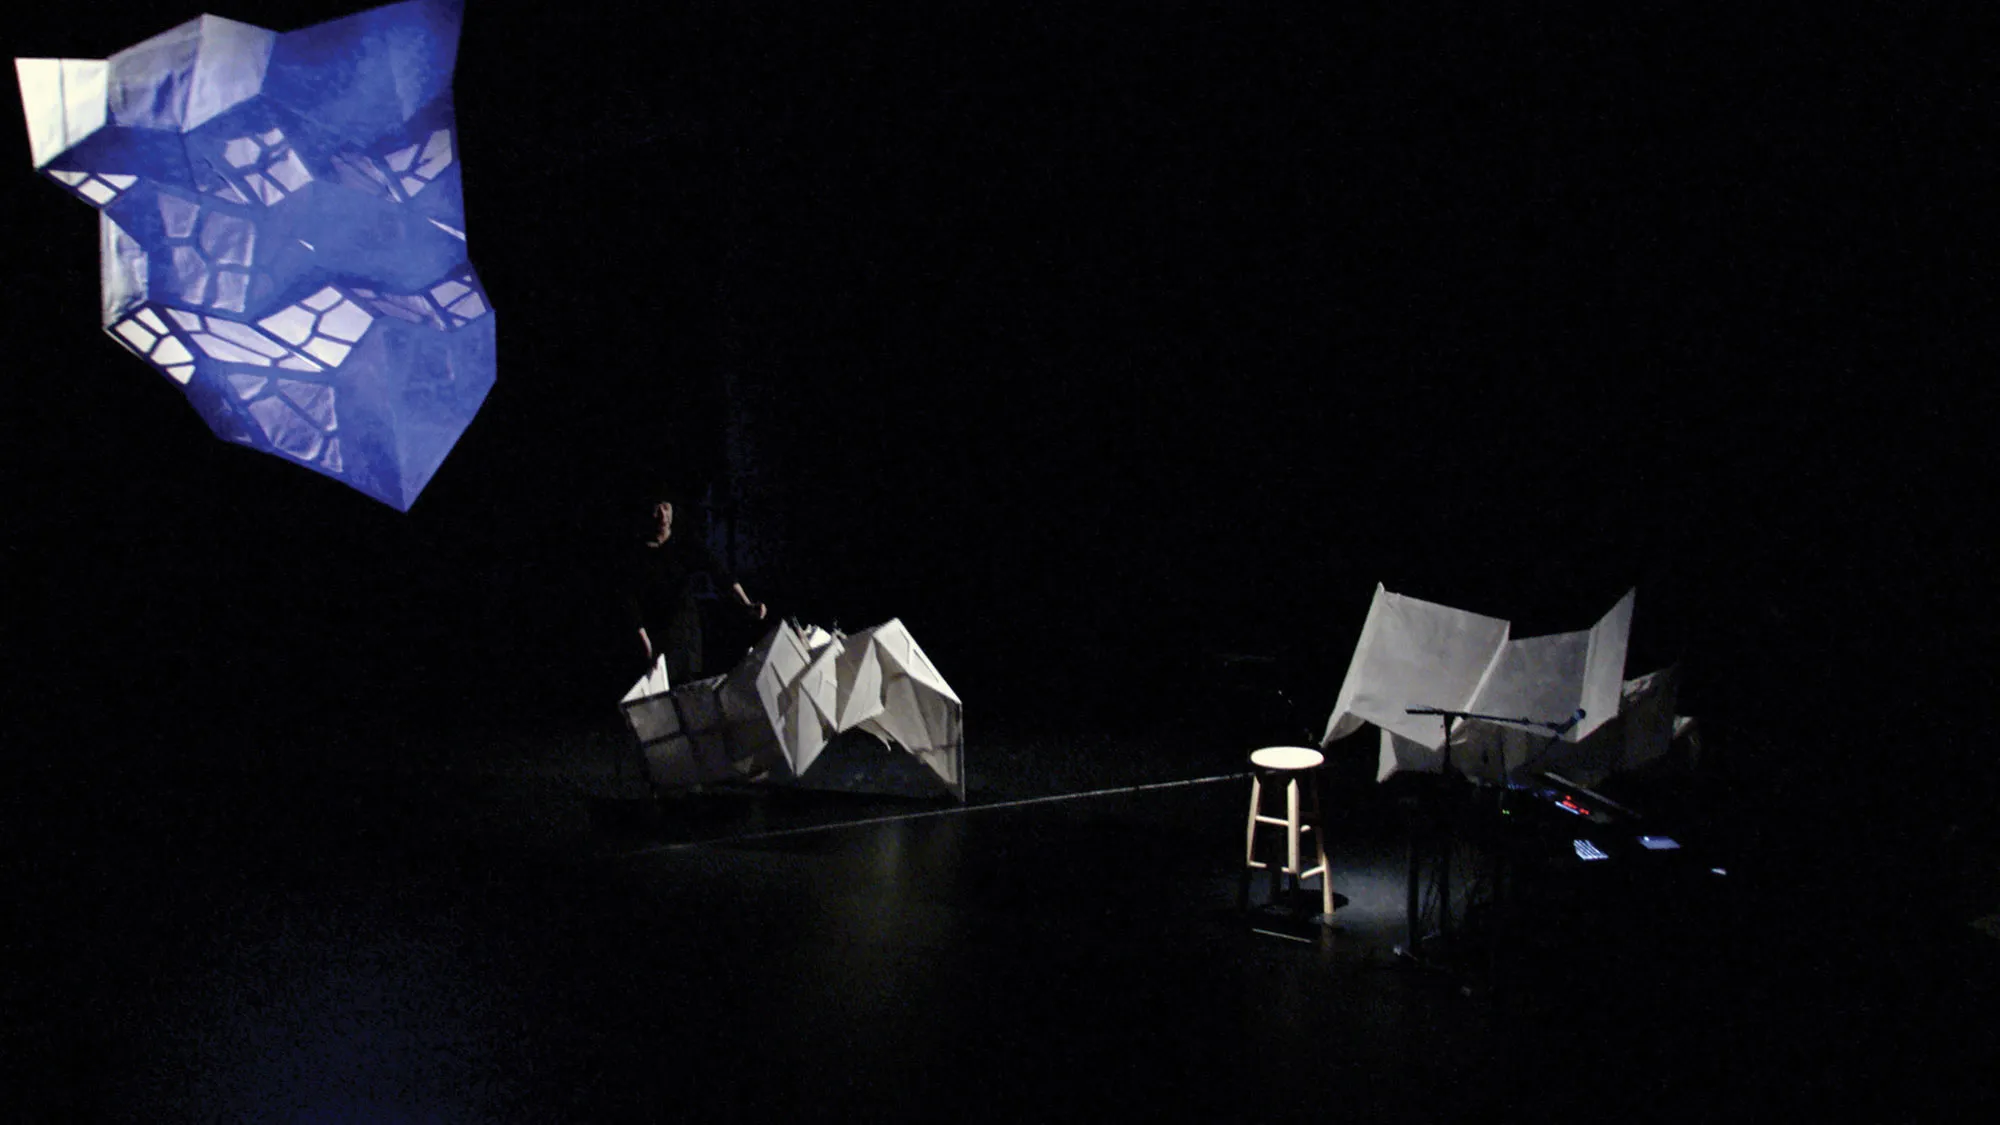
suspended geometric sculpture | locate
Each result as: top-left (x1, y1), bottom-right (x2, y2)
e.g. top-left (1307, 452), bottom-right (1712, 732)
top-left (14, 0), bottom-right (493, 510)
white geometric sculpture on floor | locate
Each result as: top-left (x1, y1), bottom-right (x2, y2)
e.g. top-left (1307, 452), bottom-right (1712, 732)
top-left (1321, 585), bottom-right (1646, 784)
top-left (14, 0), bottom-right (493, 510)
top-left (827, 619), bottom-right (966, 799)
top-left (620, 619), bottom-right (966, 800)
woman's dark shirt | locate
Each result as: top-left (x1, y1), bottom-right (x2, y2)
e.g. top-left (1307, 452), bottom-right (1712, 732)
top-left (625, 535), bottom-right (736, 680)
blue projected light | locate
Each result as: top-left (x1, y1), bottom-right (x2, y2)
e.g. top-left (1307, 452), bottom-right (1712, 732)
top-left (15, 1), bottom-right (493, 510)
top-left (1573, 839), bottom-right (1609, 862)
top-left (1638, 835), bottom-right (1681, 851)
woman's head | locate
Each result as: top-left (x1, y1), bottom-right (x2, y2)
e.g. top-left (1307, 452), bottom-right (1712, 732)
top-left (640, 480), bottom-right (691, 541)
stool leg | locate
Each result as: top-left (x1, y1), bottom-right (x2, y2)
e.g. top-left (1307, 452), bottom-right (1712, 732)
top-left (1313, 772), bottom-right (1333, 919)
top-left (1286, 776), bottom-right (1302, 887)
top-left (1266, 776), bottom-right (1289, 908)
top-left (1241, 775), bottom-right (1262, 912)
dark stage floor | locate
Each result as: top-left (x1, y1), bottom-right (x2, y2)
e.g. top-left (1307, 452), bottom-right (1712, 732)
top-left (5, 681), bottom-right (1997, 1123)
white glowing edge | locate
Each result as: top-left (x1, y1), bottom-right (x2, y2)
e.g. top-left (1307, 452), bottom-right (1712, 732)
top-left (17, 58), bottom-right (108, 169)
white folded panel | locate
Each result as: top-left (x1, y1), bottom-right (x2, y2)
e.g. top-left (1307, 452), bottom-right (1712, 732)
top-left (1320, 584), bottom-right (1511, 781)
top-left (1323, 584), bottom-right (1512, 754)
top-left (1465, 629), bottom-right (1590, 732)
top-left (1451, 628), bottom-right (1591, 783)
top-left (1380, 728), bottom-right (1441, 782)
top-left (1533, 664), bottom-right (1685, 788)
top-left (623, 654), bottom-right (671, 703)
top-left (1449, 589), bottom-right (1636, 782)
top-left (1612, 664), bottom-right (1680, 775)
top-left (866, 618), bottom-right (963, 707)
top-left (751, 622), bottom-right (812, 721)
top-left (833, 628), bottom-right (886, 731)
top-left (781, 634), bottom-right (845, 776)
top-left (860, 670), bottom-right (964, 791)
top-left (717, 620), bottom-right (811, 779)
top-left (620, 655), bottom-right (677, 747)
top-left (1579, 588), bottom-right (1635, 743)
top-left (622, 670), bottom-right (735, 790)
top-left (826, 619), bottom-right (964, 798)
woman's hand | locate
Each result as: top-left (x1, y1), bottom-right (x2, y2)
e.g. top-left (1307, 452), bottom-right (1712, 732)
top-left (730, 583), bottom-right (768, 622)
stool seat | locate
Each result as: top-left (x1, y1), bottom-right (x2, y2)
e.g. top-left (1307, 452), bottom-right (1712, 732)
top-left (1250, 745), bottom-right (1324, 771)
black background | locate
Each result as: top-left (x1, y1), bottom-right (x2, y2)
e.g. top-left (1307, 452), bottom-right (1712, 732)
top-left (2, 2), bottom-right (1992, 833)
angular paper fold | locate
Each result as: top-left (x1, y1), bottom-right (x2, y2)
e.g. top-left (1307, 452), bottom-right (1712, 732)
top-left (826, 619), bottom-right (965, 798)
top-left (1321, 584), bottom-right (1510, 755)
top-left (1448, 589), bottom-right (1635, 783)
top-left (716, 620), bottom-right (815, 780)
top-left (784, 634), bottom-right (845, 777)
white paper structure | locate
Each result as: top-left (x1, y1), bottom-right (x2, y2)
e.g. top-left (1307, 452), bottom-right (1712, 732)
top-left (1321, 584), bottom-right (1642, 783)
top-left (829, 619), bottom-right (965, 799)
top-left (621, 618), bottom-right (965, 800)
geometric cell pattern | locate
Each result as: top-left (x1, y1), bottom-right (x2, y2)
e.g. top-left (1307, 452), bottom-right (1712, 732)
top-left (15, 0), bottom-right (493, 510)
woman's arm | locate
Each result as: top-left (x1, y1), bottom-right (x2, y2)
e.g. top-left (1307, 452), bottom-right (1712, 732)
top-left (729, 582), bottom-right (767, 621)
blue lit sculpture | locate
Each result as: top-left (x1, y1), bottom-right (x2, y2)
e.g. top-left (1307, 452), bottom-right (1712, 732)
top-left (15, 0), bottom-right (493, 510)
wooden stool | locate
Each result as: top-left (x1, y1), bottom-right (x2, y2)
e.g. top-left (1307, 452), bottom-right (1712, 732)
top-left (1241, 745), bottom-right (1334, 920)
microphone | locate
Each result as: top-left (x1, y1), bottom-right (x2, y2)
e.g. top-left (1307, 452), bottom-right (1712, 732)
top-left (1555, 707), bottom-right (1586, 734)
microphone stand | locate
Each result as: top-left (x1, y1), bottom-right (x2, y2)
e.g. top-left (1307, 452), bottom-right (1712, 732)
top-left (1397, 705), bottom-right (1582, 973)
